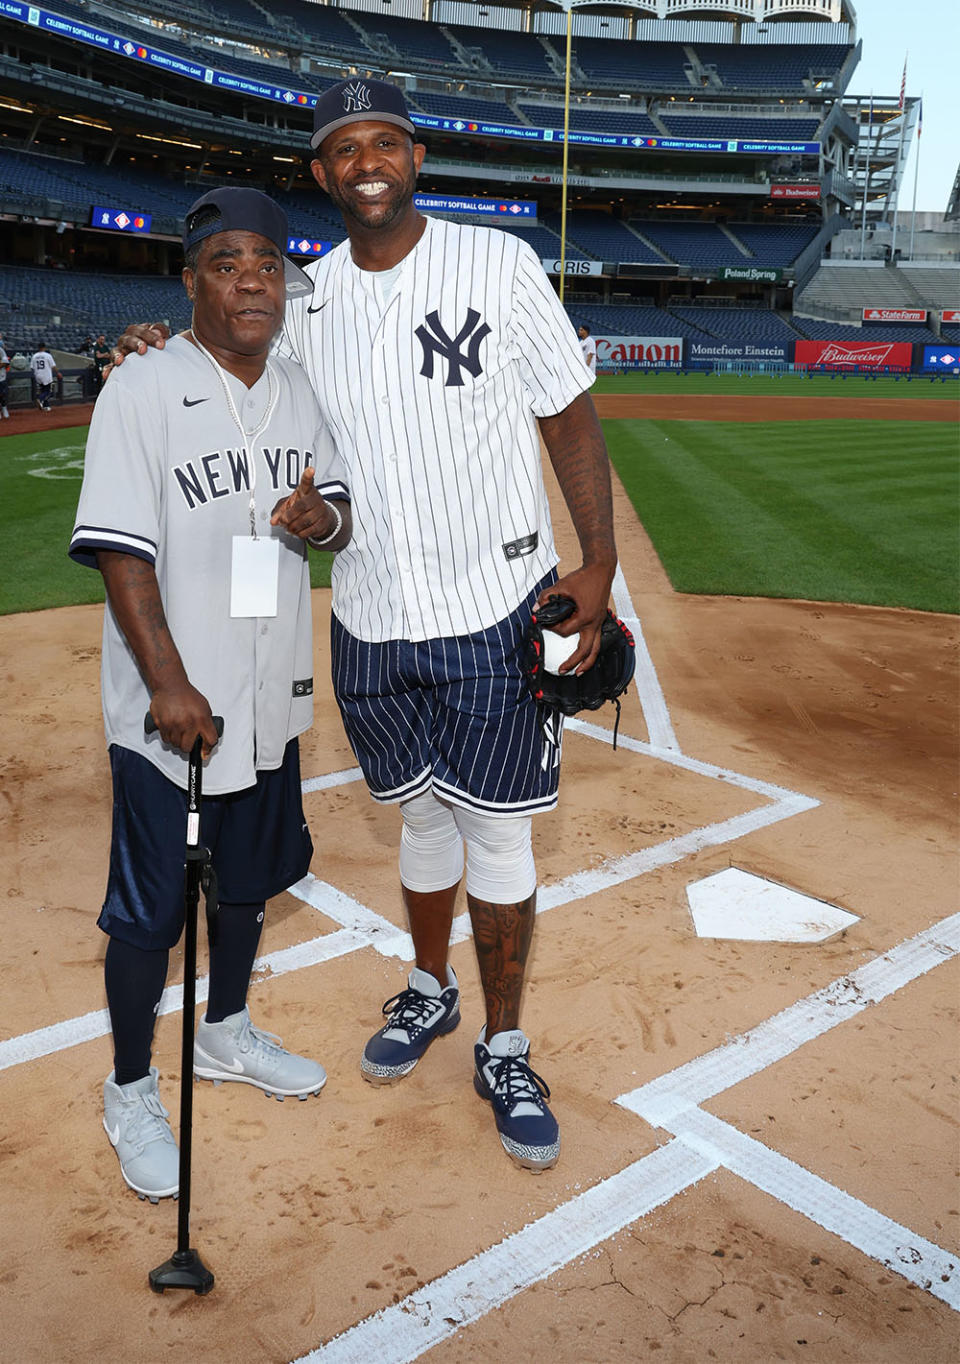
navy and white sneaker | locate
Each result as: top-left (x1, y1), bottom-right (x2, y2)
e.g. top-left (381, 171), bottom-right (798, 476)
top-left (474, 1028), bottom-right (560, 1172)
top-left (361, 966), bottom-right (460, 1085)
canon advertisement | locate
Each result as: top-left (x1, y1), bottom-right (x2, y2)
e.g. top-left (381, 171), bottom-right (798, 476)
top-left (595, 336), bottom-right (683, 369)
top-left (794, 340), bottom-right (913, 371)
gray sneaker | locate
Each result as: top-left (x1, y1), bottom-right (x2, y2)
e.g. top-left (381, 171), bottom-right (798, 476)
top-left (103, 1067), bottom-right (179, 1203)
top-left (193, 1007), bottom-right (326, 1101)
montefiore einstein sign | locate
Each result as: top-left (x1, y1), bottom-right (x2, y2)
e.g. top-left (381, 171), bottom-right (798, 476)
top-left (595, 335), bottom-right (683, 368)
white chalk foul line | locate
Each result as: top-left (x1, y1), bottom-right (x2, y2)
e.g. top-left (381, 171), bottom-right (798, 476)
top-left (612, 562), bottom-right (679, 753)
top-left (618, 911), bottom-right (960, 1128)
top-left (671, 1108), bottom-right (959, 1310)
top-left (294, 1140), bottom-right (718, 1364)
top-left (0, 923), bottom-right (370, 1073)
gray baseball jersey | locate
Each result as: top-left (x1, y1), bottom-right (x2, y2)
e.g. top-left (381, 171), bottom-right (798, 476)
top-left (277, 216), bottom-right (593, 643)
top-left (69, 334), bottom-right (349, 795)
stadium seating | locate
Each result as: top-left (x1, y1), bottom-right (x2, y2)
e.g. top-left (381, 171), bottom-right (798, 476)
top-left (790, 317), bottom-right (937, 343)
top-left (693, 44), bottom-right (851, 94)
top-left (443, 27), bottom-right (557, 82)
top-left (657, 115), bottom-right (821, 141)
top-left (729, 222), bottom-right (820, 266)
top-left (629, 220), bottom-right (747, 268)
top-left (552, 212), bottom-right (662, 264)
top-left (355, 14), bottom-right (460, 69)
top-left (670, 306), bottom-right (799, 345)
top-left (516, 104), bottom-right (660, 137)
top-left (408, 90), bottom-right (518, 125)
top-left (571, 39), bottom-right (689, 89)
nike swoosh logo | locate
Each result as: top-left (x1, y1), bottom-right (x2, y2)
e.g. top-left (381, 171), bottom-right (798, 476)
top-left (182, 396), bottom-right (209, 407)
top-left (106, 1122), bottom-right (121, 1146)
top-left (221, 1057), bottom-right (245, 1073)
top-left (307, 301), bottom-right (328, 314)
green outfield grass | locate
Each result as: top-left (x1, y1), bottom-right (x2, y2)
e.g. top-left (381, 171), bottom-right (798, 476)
top-left (604, 418), bottom-right (959, 613)
top-left (2, 409), bottom-right (957, 616)
top-left (0, 426), bottom-right (334, 616)
top-left (592, 370), bottom-right (960, 399)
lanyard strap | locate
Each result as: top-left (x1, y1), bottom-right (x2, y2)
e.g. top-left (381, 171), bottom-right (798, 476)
top-left (190, 332), bottom-right (280, 537)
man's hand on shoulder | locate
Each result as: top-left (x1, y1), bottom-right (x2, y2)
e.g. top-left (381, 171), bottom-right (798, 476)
top-left (102, 322), bottom-right (171, 380)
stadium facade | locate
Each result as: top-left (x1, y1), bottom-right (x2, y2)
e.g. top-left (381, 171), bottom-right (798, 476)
top-left (0, 0), bottom-right (957, 397)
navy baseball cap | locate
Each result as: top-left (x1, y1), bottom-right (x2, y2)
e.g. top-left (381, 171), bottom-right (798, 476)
top-left (182, 187), bottom-right (313, 298)
top-left (310, 77), bottom-right (416, 152)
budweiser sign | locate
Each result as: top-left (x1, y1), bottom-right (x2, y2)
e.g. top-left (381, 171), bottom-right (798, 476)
top-left (861, 307), bottom-right (927, 322)
top-left (795, 340), bottom-right (913, 371)
top-left (771, 182), bottom-right (821, 200)
top-left (942, 309), bottom-right (960, 324)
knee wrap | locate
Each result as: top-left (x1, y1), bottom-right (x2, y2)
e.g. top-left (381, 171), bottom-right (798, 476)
top-left (451, 807), bottom-right (536, 903)
top-left (398, 790), bottom-right (464, 893)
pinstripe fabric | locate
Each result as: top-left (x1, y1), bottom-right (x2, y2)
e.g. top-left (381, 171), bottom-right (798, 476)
top-left (279, 216), bottom-right (593, 643)
top-left (331, 574), bottom-right (562, 815)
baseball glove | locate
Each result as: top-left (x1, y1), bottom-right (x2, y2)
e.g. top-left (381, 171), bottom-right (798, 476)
top-left (523, 595), bottom-right (636, 748)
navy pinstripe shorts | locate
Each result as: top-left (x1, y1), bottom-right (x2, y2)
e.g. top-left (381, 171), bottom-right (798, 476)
top-left (99, 740), bottom-right (313, 950)
top-left (330, 573), bottom-right (561, 816)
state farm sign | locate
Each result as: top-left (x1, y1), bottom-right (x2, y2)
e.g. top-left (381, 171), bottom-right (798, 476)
top-left (771, 182), bottom-right (821, 200)
top-left (795, 339), bottom-right (913, 371)
top-left (942, 310), bottom-right (960, 324)
top-left (595, 335), bottom-right (683, 368)
top-left (861, 307), bottom-right (927, 322)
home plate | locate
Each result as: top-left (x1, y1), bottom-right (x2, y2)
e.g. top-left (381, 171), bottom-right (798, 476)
top-left (687, 868), bottom-right (859, 942)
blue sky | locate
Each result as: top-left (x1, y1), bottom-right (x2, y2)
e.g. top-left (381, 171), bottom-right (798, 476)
top-left (850, 0), bottom-right (954, 213)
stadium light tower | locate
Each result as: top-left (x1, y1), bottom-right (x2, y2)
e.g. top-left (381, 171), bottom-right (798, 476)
top-left (541, 0), bottom-right (652, 300)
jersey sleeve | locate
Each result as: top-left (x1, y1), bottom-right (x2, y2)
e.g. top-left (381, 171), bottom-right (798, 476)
top-left (507, 239), bottom-right (594, 418)
top-left (69, 364), bottom-right (164, 570)
top-left (310, 418), bottom-right (349, 504)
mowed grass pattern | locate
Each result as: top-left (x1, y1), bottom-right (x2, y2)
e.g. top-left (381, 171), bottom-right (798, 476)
top-left (0, 426), bottom-right (334, 616)
top-left (605, 419), bottom-right (959, 613)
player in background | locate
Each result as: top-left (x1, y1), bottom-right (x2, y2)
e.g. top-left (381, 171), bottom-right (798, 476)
top-left (112, 80), bottom-right (619, 1175)
top-left (0, 339), bottom-right (10, 418)
top-left (30, 342), bottom-right (60, 411)
top-left (578, 324), bottom-right (597, 377)
top-left (70, 187), bottom-right (351, 1204)
top-left (93, 333), bottom-right (113, 393)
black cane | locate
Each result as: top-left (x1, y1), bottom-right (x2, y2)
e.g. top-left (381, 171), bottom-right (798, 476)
top-left (144, 711), bottom-right (222, 1296)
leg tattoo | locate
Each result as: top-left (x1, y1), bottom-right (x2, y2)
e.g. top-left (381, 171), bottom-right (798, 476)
top-left (467, 891), bottom-right (536, 1037)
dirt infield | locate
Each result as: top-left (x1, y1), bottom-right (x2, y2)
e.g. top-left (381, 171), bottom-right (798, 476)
top-left (1, 397), bottom-right (957, 1361)
top-left (593, 393), bottom-right (955, 422)
top-left (2, 401), bottom-right (96, 434)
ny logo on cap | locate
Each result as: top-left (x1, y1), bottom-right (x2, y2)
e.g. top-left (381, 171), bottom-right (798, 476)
top-left (342, 80), bottom-right (372, 114)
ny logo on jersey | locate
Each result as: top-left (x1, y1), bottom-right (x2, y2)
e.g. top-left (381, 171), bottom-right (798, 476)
top-left (415, 309), bottom-right (491, 387)
top-left (342, 80), bottom-right (372, 114)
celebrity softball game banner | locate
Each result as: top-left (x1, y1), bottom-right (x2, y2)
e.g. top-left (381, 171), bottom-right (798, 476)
top-left (795, 340), bottom-right (913, 371)
top-left (595, 336), bottom-right (683, 369)
top-left (921, 346), bottom-right (960, 373)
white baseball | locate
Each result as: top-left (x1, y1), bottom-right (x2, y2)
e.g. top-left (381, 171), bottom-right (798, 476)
top-left (541, 627), bottom-right (580, 674)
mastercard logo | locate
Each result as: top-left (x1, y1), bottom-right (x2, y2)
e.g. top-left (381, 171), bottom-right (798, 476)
top-left (134, 217), bottom-right (145, 229)
top-left (297, 95), bottom-right (308, 104)
top-left (468, 123), bottom-right (478, 132)
top-left (136, 46), bottom-right (147, 58)
top-left (646, 138), bottom-right (657, 146)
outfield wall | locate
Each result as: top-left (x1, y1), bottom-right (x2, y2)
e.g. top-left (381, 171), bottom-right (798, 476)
top-left (597, 336), bottom-right (943, 374)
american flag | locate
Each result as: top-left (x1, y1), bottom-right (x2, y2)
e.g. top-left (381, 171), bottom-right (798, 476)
top-left (898, 56), bottom-right (907, 110)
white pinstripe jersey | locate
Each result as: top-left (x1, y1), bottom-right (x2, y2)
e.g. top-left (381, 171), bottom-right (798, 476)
top-left (278, 215), bottom-right (593, 643)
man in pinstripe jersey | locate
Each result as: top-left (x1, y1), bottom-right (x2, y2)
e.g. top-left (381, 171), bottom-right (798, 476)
top-left (297, 78), bottom-right (619, 1173)
top-left (114, 80), bottom-right (620, 1173)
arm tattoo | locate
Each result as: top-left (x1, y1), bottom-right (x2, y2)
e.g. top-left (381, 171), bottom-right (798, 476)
top-left (539, 393), bottom-right (616, 565)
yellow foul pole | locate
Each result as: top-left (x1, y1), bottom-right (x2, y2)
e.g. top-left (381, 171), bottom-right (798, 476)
top-left (559, 1), bottom-right (572, 302)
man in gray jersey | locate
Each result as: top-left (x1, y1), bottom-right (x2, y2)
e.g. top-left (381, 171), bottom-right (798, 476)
top-left (115, 81), bottom-right (619, 1174)
top-left (72, 187), bottom-right (352, 1204)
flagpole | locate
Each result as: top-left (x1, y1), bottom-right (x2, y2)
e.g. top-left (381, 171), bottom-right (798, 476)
top-left (859, 92), bottom-right (873, 260)
top-left (558, 0), bottom-right (573, 303)
top-left (889, 55), bottom-right (907, 261)
top-left (908, 95), bottom-right (922, 260)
